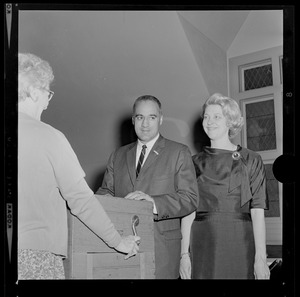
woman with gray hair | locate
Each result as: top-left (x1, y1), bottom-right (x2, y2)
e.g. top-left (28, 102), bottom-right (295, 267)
top-left (18, 53), bottom-right (140, 279)
top-left (180, 93), bottom-right (270, 279)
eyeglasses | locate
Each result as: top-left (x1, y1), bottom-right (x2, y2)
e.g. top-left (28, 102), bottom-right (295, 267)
top-left (44, 89), bottom-right (54, 100)
top-left (39, 88), bottom-right (54, 100)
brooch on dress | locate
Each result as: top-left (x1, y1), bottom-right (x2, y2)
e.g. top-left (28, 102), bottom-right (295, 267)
top-left (232, 151), bottom-right (241, 160)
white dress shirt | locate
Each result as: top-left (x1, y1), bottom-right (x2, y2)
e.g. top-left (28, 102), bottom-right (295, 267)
top-left (135, 133), bottom-right (160, 167)
top-left (135, 133), bottom-right (160, 214)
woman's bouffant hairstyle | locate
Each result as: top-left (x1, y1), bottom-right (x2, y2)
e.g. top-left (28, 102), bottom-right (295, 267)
top-left (203, 93), bottom-right (244, 139)
top-left (18, 53), bottom-right (54, 102)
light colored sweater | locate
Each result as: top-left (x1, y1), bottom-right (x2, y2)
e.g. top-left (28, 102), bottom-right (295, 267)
top-left (18, 112), bottom-right (122, 257)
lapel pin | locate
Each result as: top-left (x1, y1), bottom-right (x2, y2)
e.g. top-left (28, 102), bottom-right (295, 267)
top-left (232, 151), bottom-right (241, 160)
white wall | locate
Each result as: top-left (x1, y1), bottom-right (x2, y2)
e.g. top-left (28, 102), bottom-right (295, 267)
top-left (227, 10), bottom-right (283, 145)
top-left (227, 10), bottom-right (283, 58)
top-left (18, 10), bottom-right (284, 191)
top-left (178, 13), bottom-right (228, 97)
top-left (227, 11), bottom-right (284, 246)
top-left (19, 10), bottom-right (210, 190)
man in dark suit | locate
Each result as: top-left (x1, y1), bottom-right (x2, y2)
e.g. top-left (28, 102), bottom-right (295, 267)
top-left (97, 95), bottom-right (199, 279)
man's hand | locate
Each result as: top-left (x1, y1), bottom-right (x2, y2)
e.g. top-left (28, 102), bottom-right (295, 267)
top-left (115, 235), bottom-right (140, 260)
top-left (124, 191), bottom-right (154, 204)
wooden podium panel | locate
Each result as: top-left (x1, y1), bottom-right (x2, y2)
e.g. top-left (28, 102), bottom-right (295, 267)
top-left (64, 195), bottom-right (155, 279)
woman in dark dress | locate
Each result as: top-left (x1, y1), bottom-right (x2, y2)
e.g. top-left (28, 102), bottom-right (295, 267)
top-left (180, 93), bottom-right (270, 279)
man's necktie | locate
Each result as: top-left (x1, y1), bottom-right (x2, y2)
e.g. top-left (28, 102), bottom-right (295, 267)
top-left (136, 145), bottom-right (147, 177)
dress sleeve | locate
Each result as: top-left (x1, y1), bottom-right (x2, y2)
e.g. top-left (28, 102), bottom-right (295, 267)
top-left (249, 153), bottom-right (269, 209)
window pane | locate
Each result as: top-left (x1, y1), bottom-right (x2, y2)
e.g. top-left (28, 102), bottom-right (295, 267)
top-left (244, 64), bottom-right (273, 91)
top-left (245, 99), bottom-right (276, 151)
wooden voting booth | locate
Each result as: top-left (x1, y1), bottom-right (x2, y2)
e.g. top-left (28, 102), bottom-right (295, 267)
top-left (64, 195), bottom-right (155, 279)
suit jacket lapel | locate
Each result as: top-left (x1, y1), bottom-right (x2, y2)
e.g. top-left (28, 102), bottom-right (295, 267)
top-left (141, 136), bottom-right (165, 174)
top-left (126, 142), bottom-right (137, 185)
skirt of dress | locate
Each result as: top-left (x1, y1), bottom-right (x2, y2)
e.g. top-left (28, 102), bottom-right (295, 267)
top-left (190, 212), bottom-right (255, 279)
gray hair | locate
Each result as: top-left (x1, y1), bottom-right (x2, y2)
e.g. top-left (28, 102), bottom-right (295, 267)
top-left (132, 95), bottom-right (162, 115)
top-left (18, 53), bottom-right (54, 102)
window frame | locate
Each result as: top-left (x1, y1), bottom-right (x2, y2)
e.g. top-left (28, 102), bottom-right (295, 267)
top-left (238, 58), bottom-right (273, 92)
top-left (229, 46), bottom-right (283, 245)
top-left (240, 94), bottom-right (281, 162)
